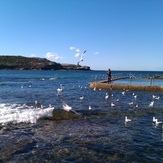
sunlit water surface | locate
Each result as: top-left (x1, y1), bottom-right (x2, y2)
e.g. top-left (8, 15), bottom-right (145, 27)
top-left (0, 70), bottom-right (163, 162)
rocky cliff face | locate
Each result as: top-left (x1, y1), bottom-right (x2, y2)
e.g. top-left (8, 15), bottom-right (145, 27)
top-left (0, 56), bottom-right (90, 70)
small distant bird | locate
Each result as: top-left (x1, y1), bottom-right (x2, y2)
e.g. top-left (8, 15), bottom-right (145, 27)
top-left (57, 84), bottom-right (63, 92)
top-left (155, 119), bottom-right (162, 125)
top-left (155, 96), bottom-right (160, 100)
top-left (152, 95), bottom-right (157, 99)
top-left (80, 96), bottom-right (84, 100)
top-left (89, 105), bottom-right (92, 110)
top-left (134, 95), bottom-right (137, 99)
top-left (63, 103), bottom-right (72, 112)
top-left (93, 87), bottom-right (96, 91)
top-left (135, 104), bottom-right (139, 108)
top-left (122, 91), bottom-right (125, 95)
top-left (149, 101), bottom-right (154, 107)
top-left (128, 102), bottom-right (134, 106)
top-left (105, 93), bottom-right (109, 99)
top-left (125, 116), bottom-right (131, 123)
top-left (116, 99), bottom-right (120, 102)
top-left (153, 117), bottom-right (156, 123)
top-left (111, 102), bottom-right (115, 107)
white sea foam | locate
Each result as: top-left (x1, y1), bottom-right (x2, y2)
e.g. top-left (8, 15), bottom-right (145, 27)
top-left (0, 103), bottom-right (54, 125)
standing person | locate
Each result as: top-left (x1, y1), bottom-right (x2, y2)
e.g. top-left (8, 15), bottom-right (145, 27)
top-left (106, 68), bottom-right (112, 84)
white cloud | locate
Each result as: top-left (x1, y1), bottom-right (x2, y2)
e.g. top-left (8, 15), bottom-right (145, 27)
top-left (93, 52), bottom-right (99, 55)
top-left (69, 46), bottom-right (82, 58)
top-left (46, 52), bottom-right (63, 60)
top-left (75, 53), bottom-right (80, 57)
top-left (30, 54), bottom-right (37, 57)
top-left (69, 46), bottom-right (76, 50)
top-left (75, 49), bottom-right (80, 53)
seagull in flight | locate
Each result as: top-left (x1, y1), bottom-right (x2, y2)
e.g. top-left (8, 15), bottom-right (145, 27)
top-left (77, 50), bottom-right (86, 66)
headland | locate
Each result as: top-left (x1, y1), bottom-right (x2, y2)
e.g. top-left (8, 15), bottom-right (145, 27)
top-left (0, 56), bottom-right (90, 70)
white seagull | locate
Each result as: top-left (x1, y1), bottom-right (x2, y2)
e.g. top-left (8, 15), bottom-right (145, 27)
top-left (105, 93), bottom-right (109, 99)
top-left (111, 102), bottom-right (115, 107)
top-left (153, 117), bottom-right (156, 123)
top-left (149, 101), bottom-right (154, 107)
top-left (128, 102), bottom-right (134, 106)
top-left (122, 91), bottom-right (125, 95)
top-left (63, 103), bottom-right (72, 112)
top-left (57, 84), bottom-right (63, 92)
top-left (125, 116), bottom-right (131, 123)
top-left (80, 96), bottom-right (84, 100)
top-left (155, 119), bottom-right (162, 125)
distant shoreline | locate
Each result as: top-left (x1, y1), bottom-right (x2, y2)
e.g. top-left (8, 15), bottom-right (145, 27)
top-left (0, 56), bottom-right (90, 71)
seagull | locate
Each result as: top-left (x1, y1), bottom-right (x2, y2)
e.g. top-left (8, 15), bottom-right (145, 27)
top-left (152, 95), bottom-right (157, 99)
top-left (116, 99), bottom-right (120, 102)
top-left (80, 96), bottom-right (84, 100)
top-left (122, 91), bottom-right (125, 95)
top-left (135, 104), bottom-right (139, 108)
top-left (63, 103), bottom-right (72, 112)
top-left (153, 117), bottom-right (156, 123)
top-left (111, 102), bottom-right (115, 107)
top-left (77, 50), bottom-right (86, 66)
top-left (128, 102), bottom-right (134, 106)
top-left (125, 116), bottom-right (131, 123)
top-left (89, 105), bottom-right (92, 110)
top-left (57, 84), bottom-right (63, 92)
top-left (93, 87), bottom-right (96, 91)
top-left (155, 119), bottom-right (162, 125)
top-left (105, 93), bottom-right (109, 99)
top-left (155, 96), bottom-right (160, 100)
top-left (149, 101), bottom-right (154, 107)
top-left (134, 95), bottom-right (137, 99)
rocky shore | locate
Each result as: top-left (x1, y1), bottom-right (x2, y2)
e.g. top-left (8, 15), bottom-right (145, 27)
top-left (0, 56), bottom-right (90, 70)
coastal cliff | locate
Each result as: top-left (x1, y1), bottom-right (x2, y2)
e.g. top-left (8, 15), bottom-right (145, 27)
top-left (0, 56), bottom-right (90, 70)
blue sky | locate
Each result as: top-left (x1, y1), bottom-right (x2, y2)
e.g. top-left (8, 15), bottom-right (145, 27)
top-left (0, 0), bottom-right (163, 71)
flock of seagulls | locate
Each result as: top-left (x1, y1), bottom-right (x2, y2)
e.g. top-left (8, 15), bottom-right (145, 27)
top-left (19, 82), bottom-right (162, 129)
top-left (54, 83), bottom-right (163, 128)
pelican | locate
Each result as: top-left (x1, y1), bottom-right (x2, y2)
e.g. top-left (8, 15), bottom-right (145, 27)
top-left (125, 116), bottom-right (131, 123)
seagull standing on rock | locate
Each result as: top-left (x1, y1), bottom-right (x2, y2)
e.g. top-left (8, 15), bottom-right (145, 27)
top-left (63, 103), bottom-right (72, 112)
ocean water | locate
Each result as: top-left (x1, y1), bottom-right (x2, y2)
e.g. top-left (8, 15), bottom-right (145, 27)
top-left (0, 70), bottom-right (163, 162)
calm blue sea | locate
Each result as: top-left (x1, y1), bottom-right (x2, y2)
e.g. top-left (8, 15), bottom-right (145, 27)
top-left (0, 70), bottom-right (163, 162)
